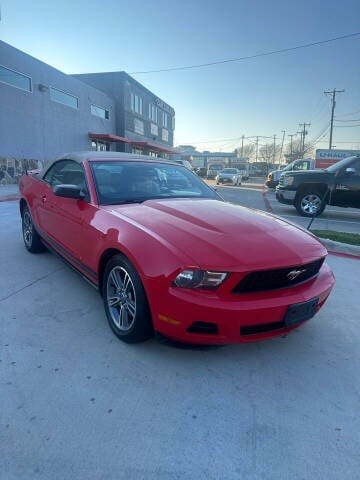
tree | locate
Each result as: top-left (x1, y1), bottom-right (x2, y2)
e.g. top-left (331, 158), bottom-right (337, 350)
top-left (259, 143), bottom-right (281, 169)
top-left (284, 140), bottom-right (314, 163)
top-left (235, 144), bottom-right (255, 159)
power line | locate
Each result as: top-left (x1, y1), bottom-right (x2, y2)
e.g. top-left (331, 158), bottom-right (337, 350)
top-left (334, 124), bottom-right (360, 127)
top-left (333, 140), bottom-right (360, 143)
top-left (129, 32), bottom-right (360, 74)
top-left (335, 109), bottom-right (360, 117)
top-left (334, 118), bottom-right (360, 122)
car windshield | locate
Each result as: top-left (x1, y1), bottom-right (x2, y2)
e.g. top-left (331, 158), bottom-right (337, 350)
top-left (325, 156), bottom-right (358, 173)
top-left (90, 161), bottom-right (220, 205)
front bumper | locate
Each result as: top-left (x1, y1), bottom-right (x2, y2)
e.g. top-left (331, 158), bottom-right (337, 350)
top-left (276, 188), bottom-right (296, 205)
top-left (217, 177), bottom-right (236, 184)
top-left (150, 263), bottom-right (335, 345)
top-left (266, 180), bottom-right (278, 189)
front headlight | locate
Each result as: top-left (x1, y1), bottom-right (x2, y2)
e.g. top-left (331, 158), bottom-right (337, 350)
top-left (283, 175), bottom-right (294, 186)
top-left (173, 270), bottom-right (228, 289)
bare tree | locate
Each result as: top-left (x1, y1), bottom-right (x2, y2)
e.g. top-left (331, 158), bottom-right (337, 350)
top-left (284, 140), bottom-right (314, 163)
top-left (235, 144), bottom-right (255, 159)
top-left (259, 143), bottom-right (281, 169)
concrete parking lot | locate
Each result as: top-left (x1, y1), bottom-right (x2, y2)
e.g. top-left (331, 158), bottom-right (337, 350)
top-left (1, 197), bottom-right (360, 480)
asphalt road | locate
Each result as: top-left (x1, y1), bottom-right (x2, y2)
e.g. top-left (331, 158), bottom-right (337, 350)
top-left (1, 199), bottom-right (360, 480)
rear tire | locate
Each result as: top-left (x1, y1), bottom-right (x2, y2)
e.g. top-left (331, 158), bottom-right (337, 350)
top-left (22, 205), bottom-right (46, 253)
top-left (103, 254), bottom-right (153, 343)
top-left (295, 190), bottom-right (326, 217)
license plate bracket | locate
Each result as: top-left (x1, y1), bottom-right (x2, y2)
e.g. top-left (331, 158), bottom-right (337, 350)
top-left (284, 298), bottom-right (319, 327)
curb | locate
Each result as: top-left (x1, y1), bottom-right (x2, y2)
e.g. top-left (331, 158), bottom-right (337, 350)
top-left (320, 238), bottom-right (360, 260)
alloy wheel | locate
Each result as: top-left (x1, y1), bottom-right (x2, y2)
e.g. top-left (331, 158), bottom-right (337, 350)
top-left (106, 266), bottom-right (137, 331)
top-left (301, 194), bottom-right (322, 215)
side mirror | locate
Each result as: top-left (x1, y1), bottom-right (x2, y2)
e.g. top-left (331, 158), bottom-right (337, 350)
top-left (345, 167), bottom-right (356, 175)
top-left (53, 184), bottom-right (86, 199)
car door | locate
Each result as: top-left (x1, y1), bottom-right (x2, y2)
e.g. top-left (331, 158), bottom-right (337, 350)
top-left (330, 158), bottom-right (360, 208)
top-left (40, 159), bottom-right (92, 260)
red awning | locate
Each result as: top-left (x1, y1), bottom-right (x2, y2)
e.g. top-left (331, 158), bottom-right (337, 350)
top-left (130, 141), bottom-right (179, 155)
top-left (88, 132), bottom-right (129, 143)
top-left (88, 133), bottom-right (179, 155)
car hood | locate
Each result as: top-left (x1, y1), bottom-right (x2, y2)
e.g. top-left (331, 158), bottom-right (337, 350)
top-left (104, 199), bottom-right (326, 270)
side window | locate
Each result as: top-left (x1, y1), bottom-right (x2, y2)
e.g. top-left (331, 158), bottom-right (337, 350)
top-left (294, 161), bottom-right (308, 171)
top-left (43, 160), bottom-right (88, 192)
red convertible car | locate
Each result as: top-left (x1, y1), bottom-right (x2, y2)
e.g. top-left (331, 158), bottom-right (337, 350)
top-left (19, 152), bottom-right (335, 345)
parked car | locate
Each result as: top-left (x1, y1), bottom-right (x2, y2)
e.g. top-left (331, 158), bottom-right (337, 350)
top-left (207, 164), bottom-right (225, 179)
top-left (19, 152), bottom-right (334, 345)
top-left (266, 159), bottom-right (315, 189)
top-left (216, 168), bottom-right (242, 186)
top-left (276, 155), bottom-right (360, 216)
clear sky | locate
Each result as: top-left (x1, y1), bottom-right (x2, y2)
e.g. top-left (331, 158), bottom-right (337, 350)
top-left (1, 0), bottom-right (360, 154)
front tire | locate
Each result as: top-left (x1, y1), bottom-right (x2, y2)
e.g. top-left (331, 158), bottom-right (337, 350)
top-left (22, 205), bottom-right (45, 253)
top-left (295, 191), bottom-right (326, 217)
top-left (103, 254), bottom-right (153, 343)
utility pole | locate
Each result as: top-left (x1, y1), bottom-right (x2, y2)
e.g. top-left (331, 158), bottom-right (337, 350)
top-left (255, 137), bottom-right (259, 163)
top-left (279, 130), bottom-right (285, 164)
top-left (241, 135), bottom-right (245, 157)
top-left (288, 133), bottom-right (296, 162)
top-left (324, 88), bottom-right (344, 149)
top-left (272, 134), bottom-right (276, 166)
top-left (299, 123), bottom-right (310, 157)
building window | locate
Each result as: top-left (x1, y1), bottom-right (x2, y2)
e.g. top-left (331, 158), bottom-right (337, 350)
top-left (162, 111), bottom-right (169, 128)
top-left (132, 147), bottom-right (143, 155)
top-left (131, 92), bottom-right (143, 115)
top-left (172, 116), bottom-right (175, 130)
top-left (150, 123), bottom-right (158, 136)
top-left (91, 140), bottom-right (110, 151)
top-left (149, 104), bottom-right (158, 122)
top-left (50, 86), bottom-right (78, 109)
top-left (0, 65), bottom-right (32, 92)
top-left (91, 104), bottom-right (109, 119)
top-left (162, 129), bottom-right (169, 142)
top-left (134, 118), bottom-right (144, 135)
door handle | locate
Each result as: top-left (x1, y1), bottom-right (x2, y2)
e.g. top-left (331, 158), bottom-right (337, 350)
top-left (42, 195), bottom-right (47, 203)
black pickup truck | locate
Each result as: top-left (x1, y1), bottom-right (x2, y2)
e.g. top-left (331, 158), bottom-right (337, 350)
top-left (275, 156), bottom-right (360, 216)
